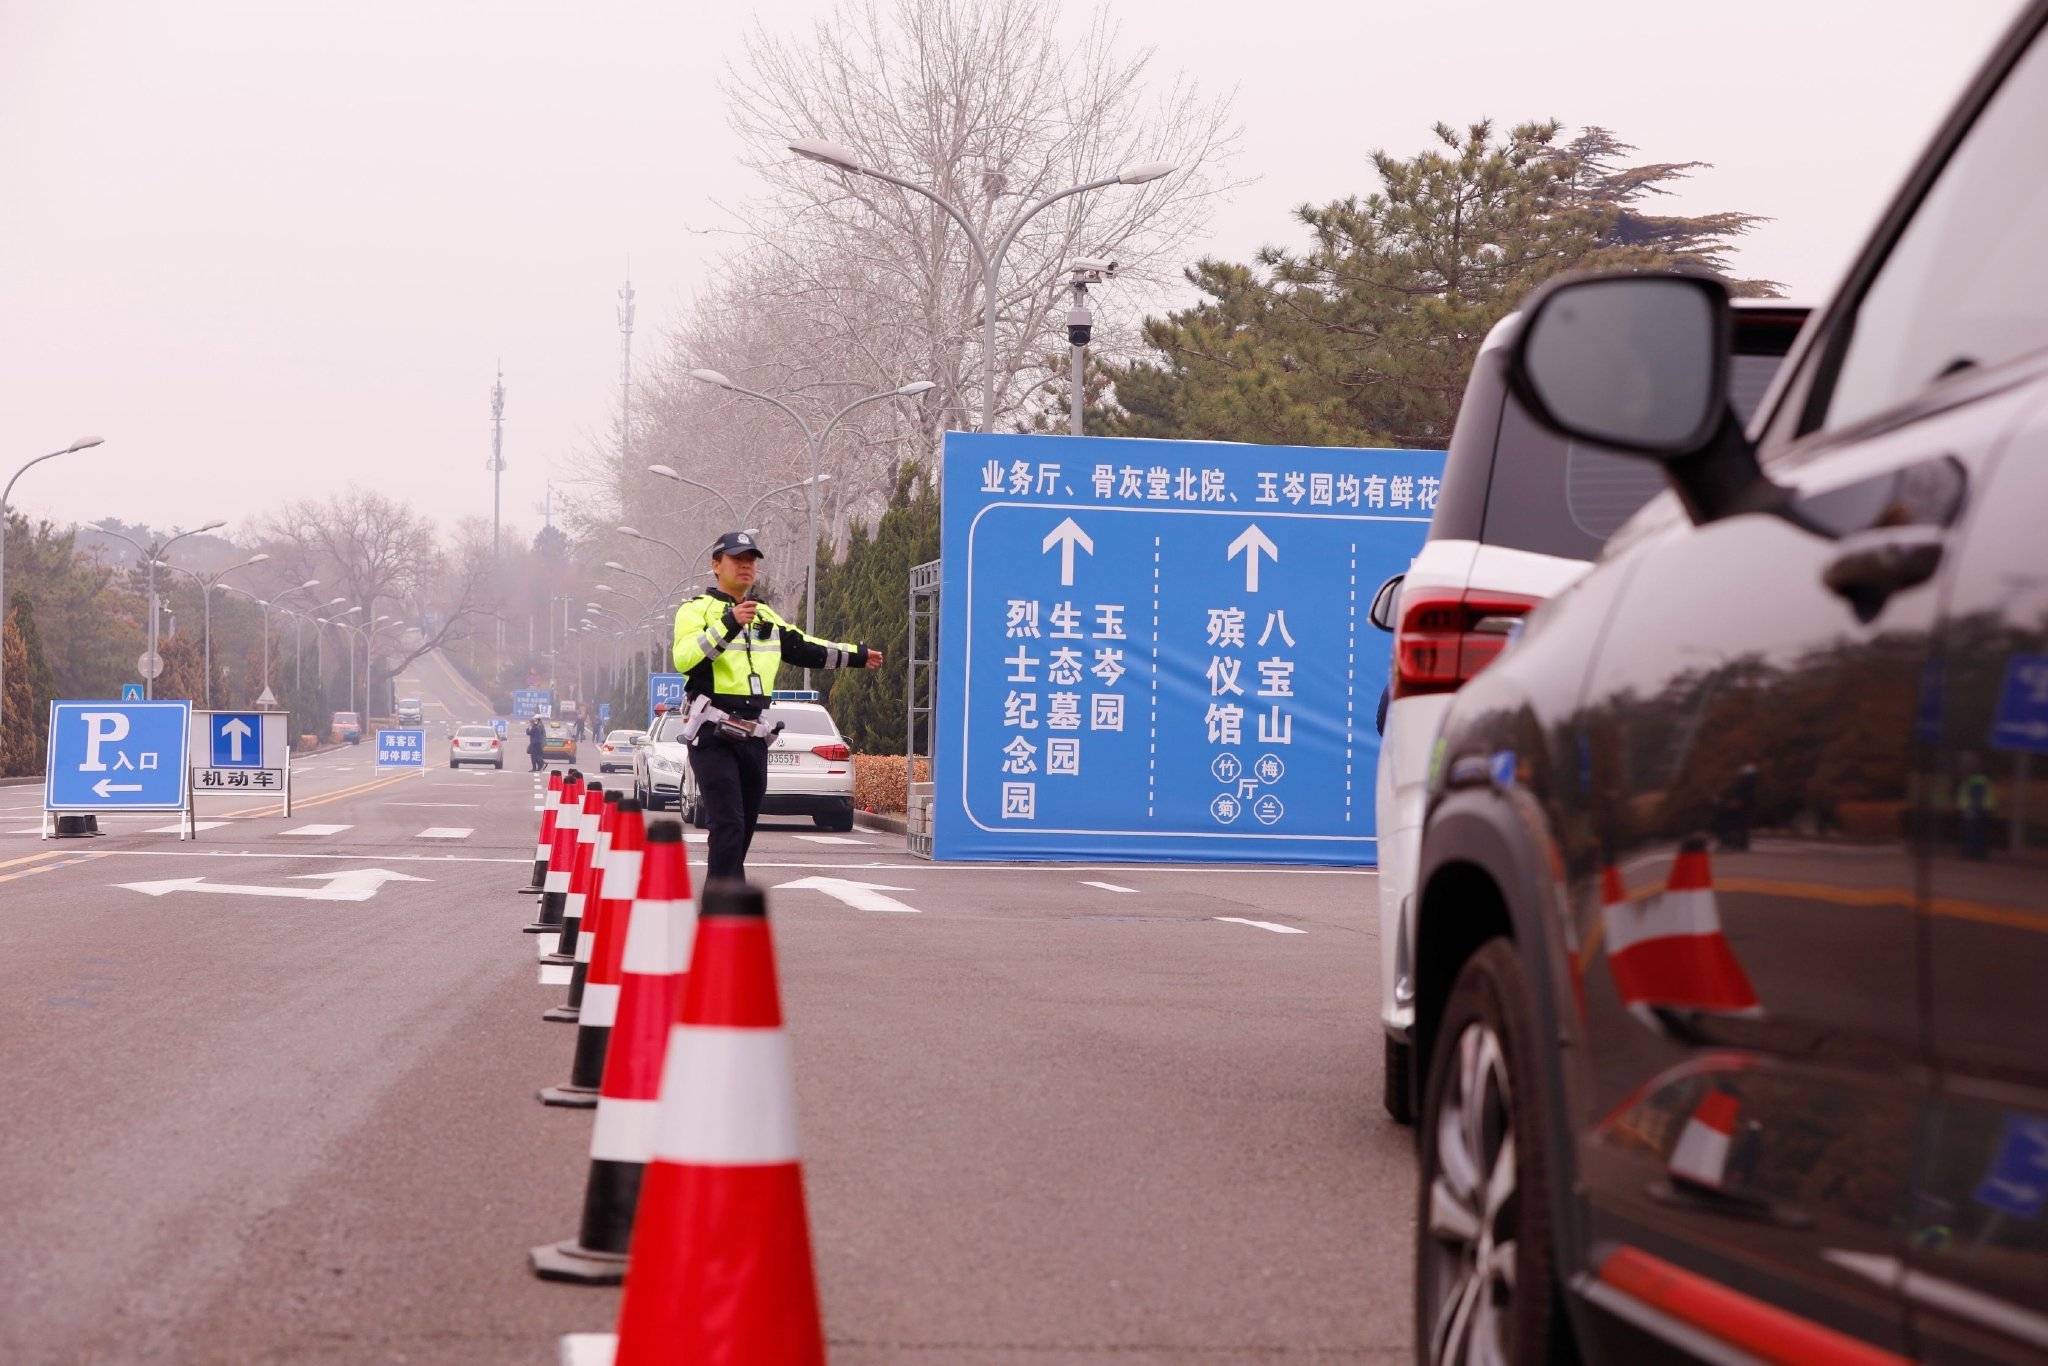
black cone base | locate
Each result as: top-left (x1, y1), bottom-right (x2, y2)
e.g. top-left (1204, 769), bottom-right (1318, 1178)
top-left (541, 1005), bottom-right (581, 1024)
top-left (537, 1081), bottom-right (598, 1108)
top-left (529, 1158), bottom-right (644, 1285)
top-left (528, 1239), bottom-right (625, 1284)
top-left (523, 889), bottom-right (566, 934)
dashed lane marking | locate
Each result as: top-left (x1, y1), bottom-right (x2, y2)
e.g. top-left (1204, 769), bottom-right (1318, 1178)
top-left (0, 850), bottom-right (108, 885)
top-left (282, 824), bottom-right (353, 837)
top-left (1082, 881), bottom-right (1140, 893)
top-left (416, 827), bottom-right (474, 840)
top-left (147, 821), bottom-right (230, 833)
top-left (794, 834), bottom-right (869, 846)
top-left (1215, 916), bottom-right (1307, 935)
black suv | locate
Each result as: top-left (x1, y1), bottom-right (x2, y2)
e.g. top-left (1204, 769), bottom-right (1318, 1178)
top-left (1410, 6), bottom-right (2048, 1363)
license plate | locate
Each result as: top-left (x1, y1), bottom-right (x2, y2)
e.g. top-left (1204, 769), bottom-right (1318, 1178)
top-left (767, 751), bottom-right (799, 766)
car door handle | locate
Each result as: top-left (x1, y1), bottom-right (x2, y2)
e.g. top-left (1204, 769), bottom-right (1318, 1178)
top-left (1822, 524), bottom-right (1947, 623)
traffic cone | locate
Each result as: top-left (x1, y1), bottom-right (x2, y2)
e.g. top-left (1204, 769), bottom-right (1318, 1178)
top-left (543, 784), bottom-right (606, 973)
top-left (526, 771), bottom-right (584, 934)
top-left (602, 879), bottom-right (825, 1364)
top-left (1668, 1086), bottom-right (1742, 1190)
top-left (520, 769), bottom-right (564, 894)
top-left (532, 817), bottom-right (698, 1281)
top-left (544, 790), bottom-right (621, 1025)
top-left (1603, 836), bottom-right (1761, 1025)
top-left (541, 800), bottom-right (650, 1106)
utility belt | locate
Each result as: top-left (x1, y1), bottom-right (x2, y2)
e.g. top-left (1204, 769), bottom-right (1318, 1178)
top-left (680, 693), bottom-right (784, 746)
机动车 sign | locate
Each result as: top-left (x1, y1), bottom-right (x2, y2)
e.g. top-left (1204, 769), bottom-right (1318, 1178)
top-left (934, 433), bottom-right (1443, 866)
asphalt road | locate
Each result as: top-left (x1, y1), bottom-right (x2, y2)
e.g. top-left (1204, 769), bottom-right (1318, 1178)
top-left (0, 652), bottom-right (1413, 1365)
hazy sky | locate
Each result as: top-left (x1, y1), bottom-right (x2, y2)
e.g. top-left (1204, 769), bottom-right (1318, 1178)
top-left (0, 0), bottom-right (2024, 542)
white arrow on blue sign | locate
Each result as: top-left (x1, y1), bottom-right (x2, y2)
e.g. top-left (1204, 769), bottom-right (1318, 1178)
top-left (45, 701), bottom-right (191, 811)
top-left (210, 712), bottom-right (263, 767)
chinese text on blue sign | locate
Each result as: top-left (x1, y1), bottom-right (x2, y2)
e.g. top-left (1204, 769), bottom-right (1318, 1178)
top-left (512, 689), bottom-right (553, 721)
top-left (375, 728), bottom-right (427, 769)
top-left (46, 701), bottom-right (191, 811)
top-left (647, 673), bottom-right (687, 725)
top-left (935, 433), bottom-right (1442, 865)
top-left (1992, 654), bottom-right (2048, 754)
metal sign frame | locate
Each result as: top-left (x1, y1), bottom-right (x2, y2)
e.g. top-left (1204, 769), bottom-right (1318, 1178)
top-left (43, 699), bottom-right (193, 839)
top-left (188, 709), bottom-right (294, 827)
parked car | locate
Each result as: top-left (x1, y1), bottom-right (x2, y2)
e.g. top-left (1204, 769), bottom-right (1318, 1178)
top-left (540, 720), bottom-right (576, 764)
top-left (597, 729), bottom-right (648, 773)
top-left (1408, 9), bottom-right (2048, 1362)
top-left (637, 699), bottom-right (856, 832)
top-left (448, 723), bottom-right (503, 769)
top-left (330, 711), bottom-right (361, 744)
top-left (1370, 301), bottom-right (1808, 1123)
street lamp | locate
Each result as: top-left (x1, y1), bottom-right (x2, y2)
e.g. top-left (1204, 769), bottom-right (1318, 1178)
top-left (85, 519), bottom-right (225, 700)
top-left (160, 552), bottom-right (269, 707)
top-left (788, 136), bottom-right (1176, 430)
top-left (1, 436), bottom-right (102, 742)
top-left (644, 465), bottom-right (740, 524)
top-left (685, 372), bottom-right (928, 673)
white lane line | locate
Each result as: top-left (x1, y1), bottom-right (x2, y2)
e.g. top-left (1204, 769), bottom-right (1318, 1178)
top-left (794, 834), bottom-right (869, 846)
top-left (1082, 880), bottom-right (1139, 893)
top-left (416, 827), bottom-right (473, 840)
top-left (1214, 916), bottom-right (1307, 935)
top-left (390, 802), bottom-right (480, 808)
top-left (147, 821), bottom-right (231, 834)
top-left (539, 963), bottom-right (573, 986)
top-left (282, 824), bottom-right (353, 837)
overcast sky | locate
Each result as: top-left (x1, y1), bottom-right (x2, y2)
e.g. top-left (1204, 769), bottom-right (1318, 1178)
top-left (0, 0), bottom-right (2024, 542)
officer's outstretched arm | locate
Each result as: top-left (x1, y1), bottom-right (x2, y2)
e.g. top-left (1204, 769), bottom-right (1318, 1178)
top-left (777, 624), bottom-right (873, 671)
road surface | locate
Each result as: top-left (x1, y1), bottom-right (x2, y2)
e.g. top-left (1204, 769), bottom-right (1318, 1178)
top-left (0, 652), bottom-right (1413, 1364)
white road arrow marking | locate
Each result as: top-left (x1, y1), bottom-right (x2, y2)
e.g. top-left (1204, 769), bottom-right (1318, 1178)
top-left (92, 779), bottom-right (143, 798)
top-left (115, 868), bottom-right (431, 902)
top-left (1041, 517), bottom-right (1095, 587)
top-left (773, 876), bottom-right (921, 914)
top-left (220, 717), bottom-right (254, 762)
top-left (1226, 524), bottom-right (1279, 593)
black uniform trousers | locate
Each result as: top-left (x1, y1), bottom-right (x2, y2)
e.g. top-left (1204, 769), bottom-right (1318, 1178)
top-left (688, 733), bottom-right (770, 881)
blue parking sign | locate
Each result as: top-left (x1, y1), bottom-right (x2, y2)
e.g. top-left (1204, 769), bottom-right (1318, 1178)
top-left (375, 728), bottom-right (426, 769)
top-left (46, 701), bottom-right (191, 811)
top-left (1975, 1112), bottom-right (2048, 1219)
top-left (1991, 654), bottom-right (2048, 754)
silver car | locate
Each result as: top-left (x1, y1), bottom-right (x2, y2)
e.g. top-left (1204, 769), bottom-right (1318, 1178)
top-left (635, 701), bottom-right (856, 832)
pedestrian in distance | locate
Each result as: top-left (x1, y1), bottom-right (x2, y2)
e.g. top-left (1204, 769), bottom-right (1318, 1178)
top-left (672, 530), bottom-right (882, 881)
top-left (527, 716), bottom-right (547, 772)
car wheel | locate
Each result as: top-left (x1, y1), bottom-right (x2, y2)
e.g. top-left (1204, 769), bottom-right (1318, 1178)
top-left (494, 760), bottom-right (503, 770)
top-left (448, 761), bottom-right (458, 769)
top-left (688, 794), bottom-right (707, 829)
top-left (1383, 1035), bottom-right (1415, 1127)
top-left (1416, 938), bottom-right (1568, 1366)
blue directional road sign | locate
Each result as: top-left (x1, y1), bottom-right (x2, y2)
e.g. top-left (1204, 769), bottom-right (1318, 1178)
top-left (1991, 654), bottom-right (2048, 754)
top-left (597, 703), bottom-right (612, 728)
top-left (209, 712), bottom-right (263, 768)
top-left (120, 683), bottom-right (144, 702)
top-left (375, 728), bottom-right (427, 770)
top-left (512, 688), bottom-right (553, 721)
top-left (1975, 1111), bottom-right (2048, 1219)
top-left (493, 719), bottom-right (507, 739)
top-left (936, 432), bottom-right (1443, 865)
top-left (46, 700), bottom-right (191, 811)
top-left (648, 673), bottom-right (687, 725)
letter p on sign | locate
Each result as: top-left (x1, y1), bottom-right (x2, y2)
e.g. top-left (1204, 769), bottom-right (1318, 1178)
top-left (80, 712), bottom-right (130, 771)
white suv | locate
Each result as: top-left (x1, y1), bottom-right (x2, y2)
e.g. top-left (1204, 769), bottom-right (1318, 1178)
top-left (1371, 300), bottom-right (1807, 1123)
top-left (635, 698), bottom-right (857, 833)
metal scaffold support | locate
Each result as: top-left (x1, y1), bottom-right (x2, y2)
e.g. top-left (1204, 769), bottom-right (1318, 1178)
top-left (905, 558), bottom-right (941, 859)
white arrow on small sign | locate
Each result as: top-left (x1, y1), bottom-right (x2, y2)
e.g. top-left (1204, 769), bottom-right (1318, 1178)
top-left (93, 779), bottom-right (143, 798)
top-left (115, 868), bottom-right (431, 903)
top-left (219, 717), bottom-right (254, 762)
top-left (1041, 517), bottom-right (1094, 588)
top-left (773, 876), bottom-right (920, 914)
top-left (1227, 524), bottom-right (1279, 593)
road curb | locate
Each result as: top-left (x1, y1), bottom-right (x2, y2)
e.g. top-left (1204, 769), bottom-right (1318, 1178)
top-left (854, 810), bottom-right (907, 836)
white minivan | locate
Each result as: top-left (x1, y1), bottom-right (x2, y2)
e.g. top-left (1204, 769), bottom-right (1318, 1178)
top-left (1371, 300), bottom-right (1807, 1123)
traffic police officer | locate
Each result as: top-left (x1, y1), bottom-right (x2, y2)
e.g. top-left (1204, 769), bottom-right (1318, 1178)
top-left (672, 529), bottom-right (881, 879)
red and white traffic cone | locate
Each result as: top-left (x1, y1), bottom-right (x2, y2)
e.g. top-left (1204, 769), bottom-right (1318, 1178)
top-left (595, 879), bottom-right (825, 1364)
top-left (1603, 836), bottom-right (1761, 1025)
top-left (1668, 1086), bottom-right (1742, 1190)
top-left (545, 790), bottom-right (619, 1017)
top-left (527, 771), bottom-right (584, 935)
top-left (520, 769), bottom-right (563, 895)
top-left (532, 817), bottom-right (698, 1281)
top-left (542, 784), bottom-right (605, 973)
top-left (542, 796), bottom-right (643, 1092)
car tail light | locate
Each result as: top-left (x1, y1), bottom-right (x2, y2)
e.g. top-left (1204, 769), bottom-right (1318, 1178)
top-left (811, 743), bottom-right (851, 762)
top-left (491, 739), bottom-right (500, 747)
top-left (1392, 587), bottom-right (1542, 698)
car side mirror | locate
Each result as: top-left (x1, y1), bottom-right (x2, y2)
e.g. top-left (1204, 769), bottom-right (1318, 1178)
top-left (1368, 574), bottom-right (1404, 632)
top-left (1509, 271), bottom-right (1784, 526)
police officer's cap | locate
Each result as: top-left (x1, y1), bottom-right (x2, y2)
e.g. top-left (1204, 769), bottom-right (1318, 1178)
top-left (710, 529), bottom-right (764, 560)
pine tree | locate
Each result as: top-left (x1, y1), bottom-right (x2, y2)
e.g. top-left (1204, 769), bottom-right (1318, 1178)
top-left (812, 465), bottom-right (939, 754)
top-left (6, 592), bottom-right (55, 769)
top-left (1105, 119), bottom-right (1779, 448)
top-left (1, 607), bottom-right (34, 776)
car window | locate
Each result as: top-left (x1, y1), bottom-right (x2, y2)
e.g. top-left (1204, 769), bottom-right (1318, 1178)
top-left (1482, 351), bottom-right (1790, 559)
top-left (766, 706), bottom-right (838, 736)
top-left (650, 714), bottom-right (689, 743)
top-left (1824, 32), bottom-right (2048, 431)
top-left (456, 726), bottom-right (495, 738)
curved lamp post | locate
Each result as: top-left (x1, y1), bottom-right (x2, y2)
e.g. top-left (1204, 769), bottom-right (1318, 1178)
top-left (1, 437), bottom-right (102, 740)
top-left (84, 519), bottom-right (225, 700)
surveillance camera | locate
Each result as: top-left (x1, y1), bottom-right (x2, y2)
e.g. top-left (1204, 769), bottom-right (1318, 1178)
top-left (1066, 306), bottom-right (1093, 348)
top-left (1069, 257), bottom-right (1116, 279)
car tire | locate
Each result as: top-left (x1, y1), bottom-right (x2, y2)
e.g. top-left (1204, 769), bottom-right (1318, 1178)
top-left (1383, 1034), bottom-right (1415, 1127)
top-left (1415, 938), bottom-right (1571, 1366)
top-left (494, 760), bottom-right (503, 770)
top-left (814, 802), bottom-right (855, 834)
top-left (448, 761), bottom-right (458, 769)
top-left (688, 794), bottom-right (708, 830)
